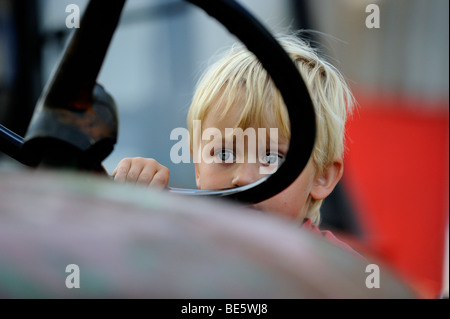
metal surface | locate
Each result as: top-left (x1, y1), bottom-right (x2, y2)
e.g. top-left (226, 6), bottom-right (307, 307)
top-left (0, 170), bottom-right (418, 298)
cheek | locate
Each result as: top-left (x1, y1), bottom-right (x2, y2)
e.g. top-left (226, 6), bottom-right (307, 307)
top-left (257, 193), bottom-right (303, 219)
top-left (197, 164), bottom-right (231, 189)
top-left (255, 177), bottom-right (313, 220)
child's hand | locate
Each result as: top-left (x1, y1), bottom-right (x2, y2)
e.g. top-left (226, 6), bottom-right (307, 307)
top-left (112, 157), bottom-right (170, 189)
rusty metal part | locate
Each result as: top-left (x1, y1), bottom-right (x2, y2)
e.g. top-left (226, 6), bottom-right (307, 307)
top-left (23, 84), bottom-right (117, 172)
top-left (0, 170), bottom-right (419, 299)
top-left (22, 1), bottom-right (125, 170)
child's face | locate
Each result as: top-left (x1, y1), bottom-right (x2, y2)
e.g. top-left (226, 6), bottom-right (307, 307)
top-left (193, 101), bottom-right (318, 222)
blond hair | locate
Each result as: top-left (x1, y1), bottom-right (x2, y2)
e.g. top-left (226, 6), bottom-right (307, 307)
top-left (188, 33), bottom-right (355, 225)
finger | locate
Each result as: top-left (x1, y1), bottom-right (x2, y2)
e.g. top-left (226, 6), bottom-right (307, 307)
top-left (136, 164), bottom-right (158, 186)
top-left (124, 160), bottom-right (145, 184)
top-left (113, 159), bottom-right (132, 183)
top-left (149, 166), bottom-right (170, 189)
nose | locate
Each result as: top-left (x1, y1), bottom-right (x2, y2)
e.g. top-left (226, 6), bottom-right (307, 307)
top-left (231, 162), bottom-right (261, 187)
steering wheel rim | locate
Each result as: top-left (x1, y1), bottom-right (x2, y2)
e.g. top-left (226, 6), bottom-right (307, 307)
top-left (168, 0), bottom-right (316, 204)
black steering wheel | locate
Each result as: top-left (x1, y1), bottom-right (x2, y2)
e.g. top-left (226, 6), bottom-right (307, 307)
top-left (0, 0), bottom-right (316, 205)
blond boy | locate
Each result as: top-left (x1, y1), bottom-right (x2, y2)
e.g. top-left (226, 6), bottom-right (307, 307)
top-left (113, 34), bottom-right (356, 250)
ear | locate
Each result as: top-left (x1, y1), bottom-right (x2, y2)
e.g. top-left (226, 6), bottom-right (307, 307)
top-left (310, 159), bottom-right (343, 201)
top-left (194, 163), bottom-right (201, 189)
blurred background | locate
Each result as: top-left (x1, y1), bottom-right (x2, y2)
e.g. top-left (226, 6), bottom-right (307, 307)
top-left (0, 0), bottom-right (448, 298)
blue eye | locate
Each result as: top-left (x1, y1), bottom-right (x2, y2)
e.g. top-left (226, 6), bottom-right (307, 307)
top-left (261, 152), bottom-right (284, 166)
top-left (215, 149), bottom-right (235, 162)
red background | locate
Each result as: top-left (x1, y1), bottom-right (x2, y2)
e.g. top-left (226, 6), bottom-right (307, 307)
top-left (341, 93), bottom-right (449, 298)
